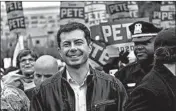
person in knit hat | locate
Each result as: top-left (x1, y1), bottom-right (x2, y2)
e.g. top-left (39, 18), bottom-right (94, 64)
top-left (126, 28), bottom-right (176, 111)
top-left (115, 21), bottom-right (162, 95)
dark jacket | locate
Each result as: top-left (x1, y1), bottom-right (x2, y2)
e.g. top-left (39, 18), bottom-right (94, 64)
top-left (25, 87), bottom-right (35, 101)
top-left (115, 62), bottom-right (152, 95)
top-left (30, 66), bottom-right (128, 111)
top-left (125, 64), bottom-right (176, 111)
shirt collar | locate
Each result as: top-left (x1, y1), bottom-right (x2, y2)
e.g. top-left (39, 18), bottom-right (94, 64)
top-left (66, 70), bottom-right (90, 86)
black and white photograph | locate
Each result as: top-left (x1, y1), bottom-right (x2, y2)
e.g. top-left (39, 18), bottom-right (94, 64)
top-left (1, 1), bottom-right (176, 111)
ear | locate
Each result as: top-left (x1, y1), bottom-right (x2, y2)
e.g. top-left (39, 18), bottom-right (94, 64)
top-left (57, 47), bottom-right (62, 58)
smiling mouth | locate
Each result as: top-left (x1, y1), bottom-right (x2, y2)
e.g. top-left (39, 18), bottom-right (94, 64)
top-left (67, 53), bottom-right (82, 58)
top-left (24, 74), bottom-right (34, 79)
top-left (137, 52), bottom-right (146, 56)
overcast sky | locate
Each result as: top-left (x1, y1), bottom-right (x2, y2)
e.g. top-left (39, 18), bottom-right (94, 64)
top-left (1, 2), bottom-right (60, 8)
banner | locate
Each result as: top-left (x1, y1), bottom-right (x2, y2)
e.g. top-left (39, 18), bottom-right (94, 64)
top-left (5, 1), bottom-right (26, 35)
top-left (127, 1), bottom-right (138, 18)
top-left (100, 17), bottom-right (149, 44)
top-left (153, 11), bottom-right (175, 21)
top-left (90, 25), bottom-right (103, 41)
top-left (85, 1), bottom-right (108, 27)
top-left (160, 1), bottom-right (175, 11)
top-left (106, 1), bottom-right (130, 21)
top-left (109, 42), bottom-right (134, 52)
top-left (60, 2), bottom-right (85, 25)
top-left (12, 35), bottom-right (24, 67)
top-left (152, 1), bottom-right (176, 28)
top-left (89, 41), bottom-right (110, 66)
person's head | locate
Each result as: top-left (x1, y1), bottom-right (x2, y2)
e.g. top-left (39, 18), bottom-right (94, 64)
top-left (154, 28), bottom-right (176, 65)
top-left (34, 55), bottom-right (59, 86)
top-left (57, 22), bottom-right (92, 68)
top-left (16, 49), bottom-right (38, 78)
top-left (129, 21), bottom-right (162, 63)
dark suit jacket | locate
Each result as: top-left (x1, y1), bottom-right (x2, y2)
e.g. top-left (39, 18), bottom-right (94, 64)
top-left (115, 62), bottom-right (152, 95)
top-left (25, 87), bottom-right (35, 101)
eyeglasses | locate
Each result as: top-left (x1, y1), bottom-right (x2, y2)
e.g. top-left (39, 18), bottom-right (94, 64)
top-left (20, 58), bottom-right (35, 64)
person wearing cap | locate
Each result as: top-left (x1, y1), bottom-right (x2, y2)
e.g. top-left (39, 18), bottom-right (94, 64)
top-left (115, 21), bottom-right (162, 95)
top-left (125, 28), bottom-right (176, 111)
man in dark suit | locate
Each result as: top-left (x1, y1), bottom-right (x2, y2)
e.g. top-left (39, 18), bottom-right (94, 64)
top-left (126, 28), bottom-right (176, 111)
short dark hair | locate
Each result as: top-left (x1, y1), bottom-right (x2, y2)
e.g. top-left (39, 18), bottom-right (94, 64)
top-left (16, 49), bottom-right (38, 68)
top-left (57, 22), bottom-right (91, 47)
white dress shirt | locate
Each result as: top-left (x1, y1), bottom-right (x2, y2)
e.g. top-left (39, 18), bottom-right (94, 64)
top-left (66, 71), bottom-right (90, 111)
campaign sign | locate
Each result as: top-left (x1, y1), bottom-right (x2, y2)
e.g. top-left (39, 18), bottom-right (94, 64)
top-left (60, 2), bottom-right (85, 25)
top-left (85, 2), bottom-right (108, 27)
top-left (153, 11), bottom-right (175, 21)
top-left (161, 21), bottom-right (175, 28)
top-left (127, 1), bottom-right (138, 18)
top-left (100, 22), bottom-right (132, 45)
top-left (60, 7), bottom-right (84, 19)
top-left (5, 1), bottom-right (23, 13)
top-left (101, 18), bottom-right (150, 45)
top-left (89, 41), bottom-right (110, 66)
top-left (8, 16), bottom-right (25, 31)
top-left (106, 1), bottom-right (130, 20)
top-left (90, 25), bottom-right (103, 41)
top-left (161, 1), bottom-right (175, 5)
top-left (109, 42), bottom-right (134, 52)
top-left (5, 1), bottom-right (26, 34)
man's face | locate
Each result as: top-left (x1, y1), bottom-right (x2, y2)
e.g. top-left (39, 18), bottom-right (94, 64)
top-left (34, 70), bottom-right (54, 86)
top-left (58, 29), bottom-right (91, 68)
top-left (134, 38), bottom-right (155, 62)
top-left (19, 54), bottom-right (35, 77)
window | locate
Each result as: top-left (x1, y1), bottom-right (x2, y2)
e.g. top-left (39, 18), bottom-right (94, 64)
top-left (48, 20), bottom-right (55, 23)
top-left (31, 21), bottom-right (38, 24)
top-left (25, 21), bottom-right (29, 24)
top-left (31, 16), bottom-right (38, 19)
top-left (25, 16), bottom-right (28, 20)
top-left (48, 16), bottom-right (53, 19)
top-left (40, 15), bottom-right (45, 19)
top-left (36, 40), bottom-right (40, 44)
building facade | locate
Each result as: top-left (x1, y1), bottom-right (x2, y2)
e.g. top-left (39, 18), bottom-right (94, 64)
top-left (1, 5), bottom-right (61, 58)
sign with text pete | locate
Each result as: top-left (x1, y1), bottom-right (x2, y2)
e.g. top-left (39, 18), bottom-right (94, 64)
top-left (100, 18), bottom-right (150, 45)
top-left (5, 1), bottom-right (26, 34)
top-left (60, 2), bottom-right (85, 25)
top-left (100, 21), bottom-right (132, 45)
top-left (152, 11), bottom-right (175, 28)
top-left (85, 2), bottom-right (108, 27)
top-left (153, 11), bottom-right (175, 21)
top-left (106, 1), bottom-right (130, 21)
top-left (89, 41), bottom-right (110, 66)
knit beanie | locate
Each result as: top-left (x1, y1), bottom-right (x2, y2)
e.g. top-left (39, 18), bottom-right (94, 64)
top-left (154, 28), bottom-right (176, 63)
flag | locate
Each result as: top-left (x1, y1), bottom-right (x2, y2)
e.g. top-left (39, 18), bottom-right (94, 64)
top-left (12, 35), bottom-right (24, 67)
top-left (27, 34), bottom-right (33, 49)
